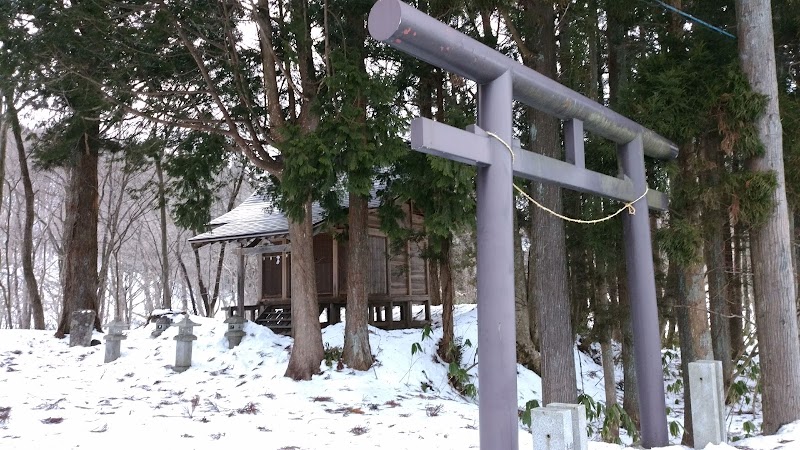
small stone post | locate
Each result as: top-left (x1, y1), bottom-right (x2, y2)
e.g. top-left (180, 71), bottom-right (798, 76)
top-left (224, 315), bottom-right (246, 349)
top-left (530, 407), bottom-right (574, 450)
top-left (547, 403), bottom-right (588, 450)
top-left (688, 360), bottom-right (726, 449)
top-left (173, 316), bottom-right (200, 373)
top-left (150, 315), bottom-right (172, 338)
top-left (104, 320), bottom-right (128, 363)
top-left (69, 310), bottom-right (96, 347)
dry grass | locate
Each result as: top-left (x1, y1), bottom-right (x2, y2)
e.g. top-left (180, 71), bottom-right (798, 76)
top-left (426, 404), bottom-right (444, 417)
top-left (349, 426), bottom-right (369, 436)
top-left (40, 417), bottom-right (64, 424)
top-left (237, 402), bottom-right (259, 414)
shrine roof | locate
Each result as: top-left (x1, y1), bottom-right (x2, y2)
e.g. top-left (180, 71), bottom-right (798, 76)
top-left (188, 187), bottom-right (382, 247)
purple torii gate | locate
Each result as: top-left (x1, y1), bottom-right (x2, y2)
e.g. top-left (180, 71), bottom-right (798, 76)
top-left (368, 1), bottom-right (678, 449)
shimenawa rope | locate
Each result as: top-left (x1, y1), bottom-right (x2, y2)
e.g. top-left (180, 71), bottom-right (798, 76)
top-left (484, 131), bottom-right (649, 225)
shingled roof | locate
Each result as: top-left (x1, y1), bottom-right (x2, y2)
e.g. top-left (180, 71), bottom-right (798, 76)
top-left (188, 188), bottom-right (382, 247)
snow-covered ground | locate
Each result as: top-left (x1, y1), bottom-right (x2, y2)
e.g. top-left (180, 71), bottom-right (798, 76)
top-left (0, 305), bottom-right (796, 449)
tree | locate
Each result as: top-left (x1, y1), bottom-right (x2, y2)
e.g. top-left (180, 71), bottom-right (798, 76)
top-left (0, 0), bottom-right (127, 335)
top-left (316, 0), bottom-right (404, 371)
top-left (735, 0), bottom-right (800, 434)
top-left (2, 89), bottom-right (45, 329)
top-left (505, 0), bottom-right (578, 405)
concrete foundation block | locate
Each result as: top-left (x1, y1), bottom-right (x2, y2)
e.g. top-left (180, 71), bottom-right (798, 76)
top-left (531, 407), bottom-right (574, 450)
top-left (689, 360), bottom-right (726, 449)
top-left (547, 403), bottom-right (588, 450)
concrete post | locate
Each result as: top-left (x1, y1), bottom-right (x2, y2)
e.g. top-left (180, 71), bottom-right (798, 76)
top-left (531, 407), bottom-right (574, 450)
top-left (103, 320), bottom-right (128, 363)
top-left (547, 403), bottom-right (588, 450)
top-left (69, 310), bottom-right (96, 347)
top-left (688, 360), bottom-right (726, 449)
top-left (173, 316), bottom-right (200, 373)
top-left (224, 315), bottom-right (246, 349)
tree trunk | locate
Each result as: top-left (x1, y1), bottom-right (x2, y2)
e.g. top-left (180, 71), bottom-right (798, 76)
top-left (342, 193), bottom-right (373, 370)
top-left (703, 138), bottom-right (734, 390)
top-left (177, 248), bottom-right (199, 315)
top-left (598, 274), bottom-right (619, 442)
top-left (430, 259), bottom-right (441, 306)
top-left (728, 223), bottom-right (745, 357)
top-left (437, 237), bottom-right (455, 362)
top-left (0, 99), bottom-right (6, 274)
top-left (606, 1), bottom-right (629, 108)
top-left (523, 0), bottom-right (577, 406)
top-left (55, 120), bottom-right (101, 337)
top-left (735, 0), bottom-right (800, 433)
top-left (155, 156), bottom-right (171, 310)
top-left (617, 270), bottom-right (640, 429)
top-left (284, 199), bottom-right (324, 380)
top-left (706, 217), bottom-right (733, 389)
top-left (677, 260), bottom-right (714, 446)
top-left (5, 91), bottom-right (44, 329)
top-left (515, 213), bottom-right (540, 373)
top-left (0, 105), bottom-right (7, 328)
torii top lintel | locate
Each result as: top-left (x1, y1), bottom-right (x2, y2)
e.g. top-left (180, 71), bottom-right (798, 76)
top-left (368, 0), bottom-right (679, 161)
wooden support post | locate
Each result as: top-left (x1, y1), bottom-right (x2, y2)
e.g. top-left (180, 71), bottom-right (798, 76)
top-left (237, 247), bottom-right (245, 317)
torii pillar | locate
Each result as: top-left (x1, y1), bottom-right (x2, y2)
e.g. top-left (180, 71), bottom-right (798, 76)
top-left (369, 1), bottom-right (677, 448)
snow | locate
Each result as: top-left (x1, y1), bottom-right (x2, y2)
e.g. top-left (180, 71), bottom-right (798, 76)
top-left (0, 305), bottom-right (797, 450)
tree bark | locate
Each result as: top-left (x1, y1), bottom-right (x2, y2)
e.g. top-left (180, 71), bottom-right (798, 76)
top-left (523, 0), bottom-right (577, 405)
top-left (55, 119), bottom-right (102, 337)
top-left (515, 214), bottom-right (541, 373)
top-left (437, 237), bottom-right (455, 362)
top-left (0, 101), bottom-right (7, 328)
top-left (735, 0), bottom-right (800, 433)
top-left (617, 271), bottom-right (640, 429)
top-left (706, 216), bottom-right (733, 390)
top-left (284, 199), bottom-right (324, 380)
top-left (598, 273), bottom-right (619, 442)
top-left (704, 138), bottom-right (733, 390)
top-left (677, 260), bottom-right (714, 446)
top-left (342, 193), bottom-right (373, 371)
top-left (728, 223), bottom-right (745, 357)
top-left (4, 91), bottom-right (44, 329)
top-left (155, 156), bottom-right (171, 309)
top-left (176, 248), bottom-right (199, 315)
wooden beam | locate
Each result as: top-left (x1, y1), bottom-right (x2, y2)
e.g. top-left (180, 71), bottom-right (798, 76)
top-left (234, 243), bottom-right (291, 256)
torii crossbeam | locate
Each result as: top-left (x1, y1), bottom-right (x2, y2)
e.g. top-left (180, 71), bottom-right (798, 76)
top-left (369, 1), bottom-right (678, 448)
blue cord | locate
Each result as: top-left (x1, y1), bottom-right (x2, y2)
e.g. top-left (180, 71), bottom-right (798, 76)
top-left (650, 0), bottom-right (736, 40)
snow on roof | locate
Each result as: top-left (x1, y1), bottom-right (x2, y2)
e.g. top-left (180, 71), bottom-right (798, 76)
top-left (189, 186), bottom-right (383, 246)
top-left (188, 200), bottom-right (325, 245)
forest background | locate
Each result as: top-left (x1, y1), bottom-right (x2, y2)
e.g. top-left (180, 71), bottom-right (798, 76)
top-left (1, 0), bottom-right (800, 445)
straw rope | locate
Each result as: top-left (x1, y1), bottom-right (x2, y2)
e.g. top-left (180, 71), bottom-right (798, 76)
top-left (485, 131), bottom-right (649, 224)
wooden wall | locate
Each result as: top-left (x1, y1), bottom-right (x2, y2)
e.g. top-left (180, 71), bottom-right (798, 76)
top-left (260, 203), bottom-right (428, 301)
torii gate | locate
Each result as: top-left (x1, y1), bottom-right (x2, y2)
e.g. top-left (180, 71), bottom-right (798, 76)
top-left (368, 1), bottom-right (677, 449)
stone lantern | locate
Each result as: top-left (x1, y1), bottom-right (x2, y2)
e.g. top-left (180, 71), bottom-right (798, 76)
top-left (173, 316), bottom-right (200, 373)
top-left (104, 320), bottom-right (128, 363)
top-left (224, 315), bottom-right (246, 349)
top-left (150, 315), bottom-right (172, 338)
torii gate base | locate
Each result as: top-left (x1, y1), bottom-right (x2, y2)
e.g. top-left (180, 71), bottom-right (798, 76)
top-left (369, 1), bottom-right (677, 448)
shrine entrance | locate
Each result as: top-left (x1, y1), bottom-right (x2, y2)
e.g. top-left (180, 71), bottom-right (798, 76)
top-left (368, 1), bottom-right (678, 448)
